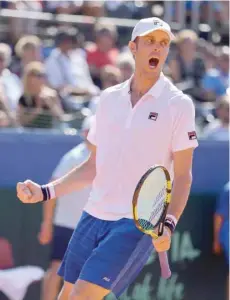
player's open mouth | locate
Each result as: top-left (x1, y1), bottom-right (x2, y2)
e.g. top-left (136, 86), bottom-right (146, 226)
top-left (148, 57), bottom-right (159, 69)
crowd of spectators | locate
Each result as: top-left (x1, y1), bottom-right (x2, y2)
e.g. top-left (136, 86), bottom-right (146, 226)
top-left (0, 0), bottom-right (229, 142)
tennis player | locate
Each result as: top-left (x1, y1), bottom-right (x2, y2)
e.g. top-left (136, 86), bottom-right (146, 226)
top-left (17, 17), bottom-right (198, 300)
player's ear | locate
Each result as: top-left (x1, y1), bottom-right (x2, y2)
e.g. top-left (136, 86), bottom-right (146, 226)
top-left (128, 41), bottom-right (137, 56)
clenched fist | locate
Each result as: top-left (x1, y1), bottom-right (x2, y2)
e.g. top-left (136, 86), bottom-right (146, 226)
top-left (152, 227), bottom-right (171, 252)
top-left (17, 180), bottom-right (43, 203)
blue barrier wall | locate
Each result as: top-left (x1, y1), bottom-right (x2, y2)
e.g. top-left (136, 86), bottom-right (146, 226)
top-left (0, 130), bottom-right (229, 193)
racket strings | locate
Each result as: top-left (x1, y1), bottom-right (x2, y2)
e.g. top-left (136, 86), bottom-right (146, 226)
top-left (149, 201), bottom-right (164, 223)
top-left (138, 218), bottom-right (155, 230)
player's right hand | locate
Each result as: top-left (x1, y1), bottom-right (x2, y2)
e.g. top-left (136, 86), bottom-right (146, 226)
top-left (17, 180), bottom-right (43, 203)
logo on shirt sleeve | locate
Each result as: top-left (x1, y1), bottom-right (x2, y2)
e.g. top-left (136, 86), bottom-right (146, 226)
top-left (148, 112), bottom-right (158, 121)
top-left (188, 131), bottom-right (197, 140)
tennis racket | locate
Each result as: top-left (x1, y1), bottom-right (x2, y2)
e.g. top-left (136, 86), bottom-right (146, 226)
top-left (132, 165), bottom-right (172, 279)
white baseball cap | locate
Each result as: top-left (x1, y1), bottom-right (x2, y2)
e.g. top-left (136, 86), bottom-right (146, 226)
top-left (131, 17), bottom-right (175, 41)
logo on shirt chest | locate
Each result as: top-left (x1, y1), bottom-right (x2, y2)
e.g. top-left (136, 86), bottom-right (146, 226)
top-left (188, 131), bottom-right (197, 140)
top-left (148, 112), bottom-right (158, 121)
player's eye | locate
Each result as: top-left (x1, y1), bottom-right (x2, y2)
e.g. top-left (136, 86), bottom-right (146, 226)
top-left (146, 38), bottom-right (154, 45)
top-left (161, 40), bottom-right (169, 47)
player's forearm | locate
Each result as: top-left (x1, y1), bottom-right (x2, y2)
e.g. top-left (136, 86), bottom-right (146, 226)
top-left (42, 198), bottom-right (56, 224)
top-left (167, 172), bottom-right (192, 221)
top-left (52, 153), bottom-right (96, 198)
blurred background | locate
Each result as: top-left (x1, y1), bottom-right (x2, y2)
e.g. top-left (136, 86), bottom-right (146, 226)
top-left (0, 1), bottom-right (229, 300)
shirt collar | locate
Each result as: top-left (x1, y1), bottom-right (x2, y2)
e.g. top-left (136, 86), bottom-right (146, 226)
top-left (122, 72), bottom-right (166, 99)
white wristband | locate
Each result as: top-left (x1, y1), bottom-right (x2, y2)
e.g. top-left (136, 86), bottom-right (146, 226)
top-left (166, 214), bottom-right (178, 226)
top-left (47, 183), bottom-right (56, 199)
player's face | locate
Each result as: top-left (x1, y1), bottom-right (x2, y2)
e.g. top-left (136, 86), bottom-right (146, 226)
top-left (129, 30), bottom-right (170, 75)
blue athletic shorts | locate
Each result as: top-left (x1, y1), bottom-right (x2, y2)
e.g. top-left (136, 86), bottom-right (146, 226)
top-left (58, 211), bottom-right (153, 297)
top-left (51, 225), bottom-right (74, 261)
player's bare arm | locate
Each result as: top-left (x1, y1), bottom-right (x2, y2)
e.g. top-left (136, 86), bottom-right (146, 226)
top-left (153, 147), bottom-right (194, 253)
top-left (168, 147), bottom-right (194, 220)
top-left (38, 179), bottom-right (57, 245)
top-left (17, 142), bottom-right (96, 204)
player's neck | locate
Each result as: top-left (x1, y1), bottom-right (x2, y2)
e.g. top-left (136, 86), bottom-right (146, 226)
top-left (131, 70), bottom-right (161, 97)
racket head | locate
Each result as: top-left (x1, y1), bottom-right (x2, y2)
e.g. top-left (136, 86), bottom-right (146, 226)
top-left (132, 165), bottom-right (172, 239)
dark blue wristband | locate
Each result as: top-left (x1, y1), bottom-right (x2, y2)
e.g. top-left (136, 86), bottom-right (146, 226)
top-left (41, 185), bottom-right (50, 202)
top-left (164, 219), bottom-right (176, 234)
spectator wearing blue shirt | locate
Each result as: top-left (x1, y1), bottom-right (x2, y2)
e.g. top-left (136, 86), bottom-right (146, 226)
top-left (202, 94), bottom-right (229, 141)
top-left (202, 46), bottom-right (229, 101)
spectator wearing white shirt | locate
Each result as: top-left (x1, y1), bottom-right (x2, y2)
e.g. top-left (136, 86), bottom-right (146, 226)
top-left (70, 36), bottom-right (99, 96)
top-left (202, 94), bottom-right (229, 141)
top-left (46, 28), bottom-right (96, 111)
top-left (38, 116), bottom-right (93, 300)
top-left (0, 43), bottom-right (22, 126)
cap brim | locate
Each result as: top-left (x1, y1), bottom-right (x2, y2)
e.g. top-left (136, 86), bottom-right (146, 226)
top-left (132, 28), bottom-right (175, 41)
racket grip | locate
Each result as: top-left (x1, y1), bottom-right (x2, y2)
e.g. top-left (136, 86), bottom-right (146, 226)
top-left (158, 251), bottom-right (171, 279)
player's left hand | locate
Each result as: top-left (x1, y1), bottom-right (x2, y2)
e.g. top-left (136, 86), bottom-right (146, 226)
top-left (152, 227), bottom-right (172, 252)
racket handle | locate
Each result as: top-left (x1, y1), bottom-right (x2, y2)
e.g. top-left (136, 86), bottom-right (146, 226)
top-left (158, 251), bottom-right (171, 279)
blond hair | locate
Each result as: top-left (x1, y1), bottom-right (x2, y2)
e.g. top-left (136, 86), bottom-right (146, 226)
top-left (100, 65), bottom-right (121, 82)
top-left (23, 61), bottom-right (45, 96)
top-left (15, 35), bottom-right (41, 58)
top-left (176, 30), bottom-right (198, 44)
top-left (116, 53), bottom-right (135, 70)
top-left (216, 94), bottom-right (230, 110)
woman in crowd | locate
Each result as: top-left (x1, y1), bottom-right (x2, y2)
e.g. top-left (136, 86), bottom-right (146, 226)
top-left (168, 30), bottom-right (206, 86)
top-left (17, 62), bottom-right (64, 128)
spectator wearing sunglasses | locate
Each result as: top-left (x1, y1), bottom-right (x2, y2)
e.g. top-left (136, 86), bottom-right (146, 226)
top-left (17, 62), bottom-right (64, 128)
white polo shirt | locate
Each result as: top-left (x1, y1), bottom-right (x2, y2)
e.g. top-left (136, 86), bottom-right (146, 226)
top-left (85, 73), bottom-right (198, 220)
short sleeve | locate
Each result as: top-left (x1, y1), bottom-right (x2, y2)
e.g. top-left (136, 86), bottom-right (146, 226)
top-left (172, 96), bottom-right (199, 152)
top-left (87, 91), bottom-right (106, 146)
